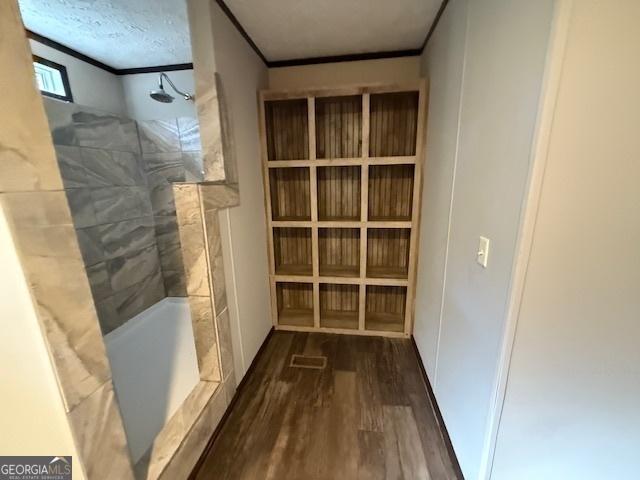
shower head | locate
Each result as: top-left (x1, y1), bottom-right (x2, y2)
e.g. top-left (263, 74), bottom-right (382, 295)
top-left (149, 87), bottom-right (175, 103)
top-left (149, 73), bottom-right (194, 103)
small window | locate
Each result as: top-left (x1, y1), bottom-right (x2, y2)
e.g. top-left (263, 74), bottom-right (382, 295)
top-left (33, 55), bottom-right (73, 102)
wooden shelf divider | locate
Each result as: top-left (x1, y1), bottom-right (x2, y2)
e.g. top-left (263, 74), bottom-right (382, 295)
top-left (260, 81), bottom-right (427, 336)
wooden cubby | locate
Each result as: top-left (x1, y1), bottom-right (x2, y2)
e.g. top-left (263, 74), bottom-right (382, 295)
top-left (319, 228), bottom-right (360, 277)
top-left (265, 99), bottom-right (309, 160)
top-left (274, 227), bottom-right (312, 276)
top-left (365, 285), bottom-right (407, 333)
top-left (260, 81), bottom-right (426, 337)
top-left (315, 95), bottom-right (362, 159)
top-left (367, 228), bottom-right (411, 279)
top-left (276, 282), bottom-right (314, 327)
top-left (368, 164), bottom-right (414, 221)
top-left (369, 91), bottom-right (419, 157)
top-left (269, 167), bottom-right (311, 221)
top-left (320, 283), bottom-right (359, 330)
top-left (317, 166), bottom-right (361, 221)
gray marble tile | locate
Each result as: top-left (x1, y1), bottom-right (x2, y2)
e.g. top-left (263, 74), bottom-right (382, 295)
top-left (67, 382), bottom-right (135, 479)
top-left (182, 152), bottom-right (204, 182)
top-left (86, 262), bottom-right (113, 301)
top-left (216, 308), bottom-right (233, 381)
top-left (107, 244), bottom-right (162, 292)
top-left (143, 152), bottom-right (185, 187)
top-left (150, 184), bottom-right (177, 217)
top-left (138, 119), bottom-right (180, 153)
top-left (159, 242), bottom-right (184, 272)
top-left (76, 227), bottom-right (105, 266)
top-left (43, 97), bottom-right (78, 146)
top-left (149, 166), bottom-right (185, 193)
top-left (55, 145), bottom-right (88, 187)
top-left (73, 109), bottom-right (140, 154)
top-left (177, 117), bottom-right (201, 152)
top-left (163, 270), bottom-right (187, 297)
top-left (99, 217), bottom-right (156, 260)
top-left (80, 148), bottom-right (145, 186)
top-left (153, 215), bottom-right (180, 250)
top-left (120, 152), bottom-right (147, 185)
top-left (91, 187), bottom-right (144, 224)
top-left (65, 188), bottom-right (98, 228)
top-left (78, 148), bottom-right (111, 186)
top-left (95, 297), bottom-right (121, 335)
top-left (112, 270), bottom-right (165, 323)
top-left (135, 187), bottom-right (154, 216)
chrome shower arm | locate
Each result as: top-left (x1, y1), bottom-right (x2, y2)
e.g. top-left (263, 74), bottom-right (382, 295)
top-left (159, 73), bottom-right (194, 101)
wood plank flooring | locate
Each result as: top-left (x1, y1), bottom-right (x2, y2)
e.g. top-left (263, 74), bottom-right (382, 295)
top-left (193, 332), bottom-right (461, 480)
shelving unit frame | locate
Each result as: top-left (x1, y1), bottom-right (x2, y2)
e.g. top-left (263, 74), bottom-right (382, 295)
top-left (259, 81), bottom-right (428, 338)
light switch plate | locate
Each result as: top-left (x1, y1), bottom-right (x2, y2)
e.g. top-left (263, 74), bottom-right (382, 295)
top-left (477, 236), bottom-right (490, 268)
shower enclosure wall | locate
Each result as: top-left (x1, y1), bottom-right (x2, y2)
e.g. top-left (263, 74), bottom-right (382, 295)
top-left (43, 97), bottom-right (203, 334)
top-left (42, 96), bottom-right (206, 467)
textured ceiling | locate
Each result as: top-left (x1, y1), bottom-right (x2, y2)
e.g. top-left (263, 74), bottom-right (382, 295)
top-left (18, 0), bottom-right (192, 69)
top-left (18, 0), bottom-right (440, 69)
top-left (226, 0), bottom-right (442, 61)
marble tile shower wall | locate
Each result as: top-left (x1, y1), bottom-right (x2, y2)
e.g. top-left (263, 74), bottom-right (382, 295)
top-left (43, 98), bottom-right (203, 334)
top-left (137, 118), bottom-right (204, 297)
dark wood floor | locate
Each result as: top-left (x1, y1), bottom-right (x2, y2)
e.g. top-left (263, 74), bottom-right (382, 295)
top-left (193, 332), bottom-right (461, 480)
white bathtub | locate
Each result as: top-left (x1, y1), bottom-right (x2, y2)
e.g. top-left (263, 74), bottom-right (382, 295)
top-left (104, 297), bottom-right (200, 463)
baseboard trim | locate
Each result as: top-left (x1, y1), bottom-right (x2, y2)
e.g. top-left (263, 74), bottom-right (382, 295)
top-left (410, 336), bottom-right (465, 480)
top-left (188, 327), bottom-right (275, 479)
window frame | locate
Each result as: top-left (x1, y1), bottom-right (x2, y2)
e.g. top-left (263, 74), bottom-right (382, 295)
top-left (33, 54), bottom-right (73, 102)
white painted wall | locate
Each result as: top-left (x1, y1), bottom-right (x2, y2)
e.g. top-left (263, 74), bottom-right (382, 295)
top-left (491, 1), bottom-right (640, 478)
top-left (29, 39), bottom-right (126, 115)
top-left (121, 70), bottom-right (197, 121)
top-left (28, 39), bottom-right (196, 121)
top-left (208, 1), bottom-right (271, 379)
top-left (0, 205), bottom-right (85, 480)
top-left (416, 0), bottom-right (555, 478)
top-left (414, 0), bottom-right (468, 382)
top-left (268, 56), bottom-right (421, 89)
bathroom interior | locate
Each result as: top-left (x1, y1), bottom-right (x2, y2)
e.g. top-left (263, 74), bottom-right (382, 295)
top-left (3, 0), bottom-right (639, 479)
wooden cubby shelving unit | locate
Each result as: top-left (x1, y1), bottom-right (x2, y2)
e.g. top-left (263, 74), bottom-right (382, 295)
top-left (273, 227), bottom-right (313, 276)
top-left (259, 81), bottom-right (427, 338)
top-left (276, 282), bottom-right (314, 327)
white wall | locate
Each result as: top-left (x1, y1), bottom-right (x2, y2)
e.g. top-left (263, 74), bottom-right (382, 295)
top-left (29, 39), bottom-right (126, 115)
top-left (268, 56), bottom-right (421, 89)
top-left (416, 0), bottom-right (555, 478)
top-left (0, 205), bottom-right (85, 480)
top-left (121, 70), bottom-right (197, 121)
top-left (491, 1), bottom-right (640, 478)
top-left (208, 1), bottom-right (271, 378)
top-left (414, 0), bottom-right (468, 382)
top-left (29, 39), bottom-right (196, 121)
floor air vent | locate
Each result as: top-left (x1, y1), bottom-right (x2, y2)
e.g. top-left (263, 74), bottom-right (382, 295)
top-left (289, 354), bottom-right (327, 370)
